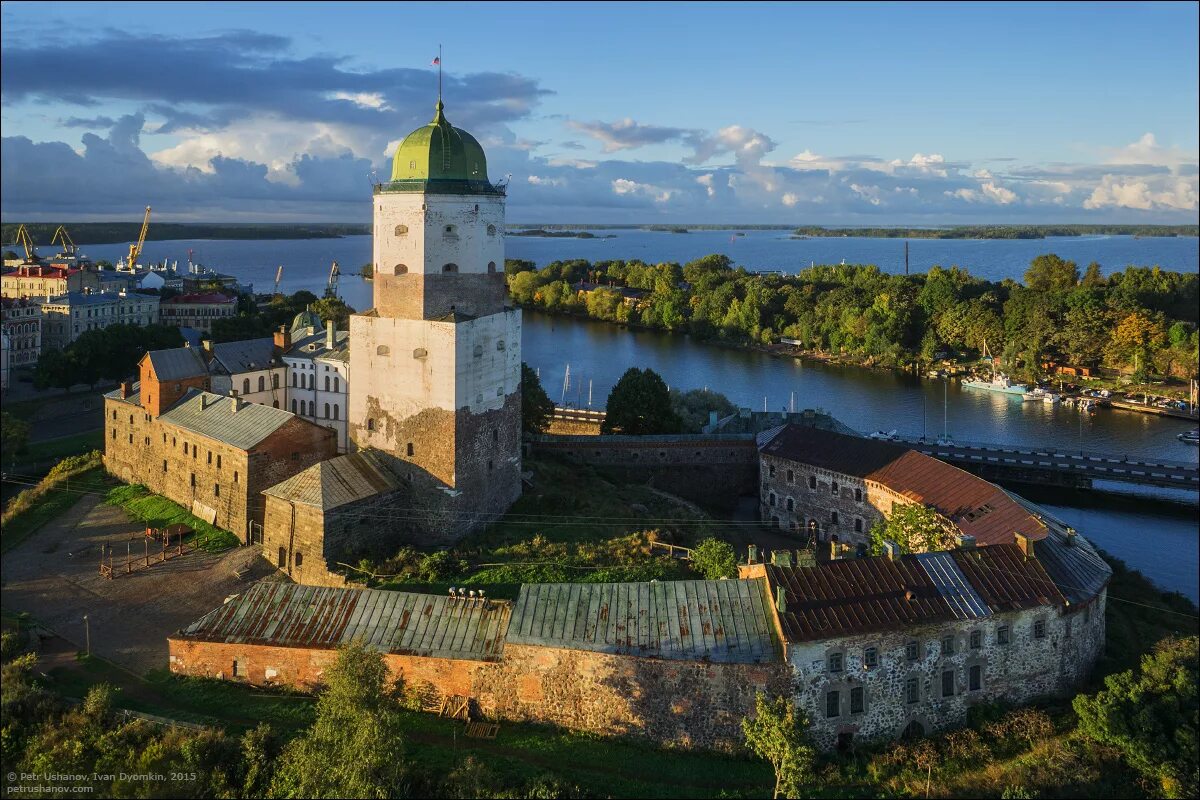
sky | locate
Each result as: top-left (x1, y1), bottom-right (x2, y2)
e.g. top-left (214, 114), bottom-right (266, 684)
top-left (2, 1), bottom-right (1198, 224)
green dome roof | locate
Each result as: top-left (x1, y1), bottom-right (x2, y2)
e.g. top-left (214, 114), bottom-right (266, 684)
top-left (290, 309), bottom-right (322, 335)
top-left (390, 101), bottom-right (489, 183)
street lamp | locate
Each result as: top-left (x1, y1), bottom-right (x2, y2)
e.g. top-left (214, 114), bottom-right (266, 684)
top-left (83, 615), bottom-right (90, 656)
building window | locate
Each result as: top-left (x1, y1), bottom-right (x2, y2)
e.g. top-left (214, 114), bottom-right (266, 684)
top-left (831, 511), bottom-right (839, 525)
top-left (214, 483), bottom-right (220, 497)
top-left (831, 481), bottom-right (839, 496)
top-left (487, 224), bottom-right (497, 236)
top-left (942, 669), bottom-right (955, 698)
top-left (850, 687), bottom-right (864, 715)
top-left (487, 261), bottom-right (497, 273)
top-left (291, 399), bottom-right (297, 413)
top-left (376, 345), bottom-right (390, 356)
top-left (208, 451), bottom-right (212, 465)
top-left (969, 664), bottom-right (982, 691)
top-left (190, 473), bottom-right (196, 487)
top-left (217, 455), bottom-right (222, 469)
top-left (163, 460), bottom-right (168, 473)
top-left (854, 518), bottom-right (863, 533)
top-left (828, 652), bottom-right (843, 673)
top-left (906, 641), bottom-right (919, 661)
top-left (808, 475), bottom-right (816, 489)
top-left (768, 464), bottom-right (776, 478)
top-left (864, 647), bottom-right (878, 668)
top-left (442, 263), bottom-right (458, 273)
top-left (492, 428), bottom-right (499, 443)
top-left (243, 378), bottom-right (250, 394)
top-left (943, 635), bottom-right (954, 656)
top-left (232, 660), bottom-right (241, 678)
top-left (333, 405), bottom-right (339, 420)
top-left (854, 487), bottom-right (863, 502)
top-left (970, 630), bottom-right (981, 649)
top-left (334, 377), bottom-right (339, 393)
top-left (367, 419), bottom-right (375, 431)
top-left (111, 428), bottom-right (117, 439)
top-left (826, 690), bottom-right (840, 718)
top-left (786, 498), bottom-right (794, 512)
top-left (768, 492), bottom-right (776, 507)
top-left (905, 677), bottom-right (919, 705)
top-left (295, 551), bottom-right (303, 567)
top-left (258, 376), bottom-right (265, 392)
top-left (272, 373), bottom-right (279, 389)
top-left (1033, 620), bottom-right (1046, 639)
top-left (325, 375), bottom-right (330, 391)
top-left (324, 403), bottom-right (330, 419)
top-left (233, 471), bottom-right (239, 483)
top-left (406, 442), bottom-right (414, 457)
top-left (394, 224), bottom-right (408, 237)
top-left (277, 547), bottom-right (286, 568)
top-left (998, 626), bottom-right (1010, 645)
top-left (291, 373), bottom-right (297, 387)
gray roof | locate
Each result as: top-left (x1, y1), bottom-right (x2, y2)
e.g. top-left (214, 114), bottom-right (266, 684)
top-left (43, 291), bottom-right (119, 306)
top-left (507, 579), bottom-right (780, 663)
top-left (211, 337), bottom-right (278, 374)
top-left (144, 347), bottom-right (208, 381)
top-left (178, 582), bottom-right (510, 661)
top-left (913, 552), bottom-right (991, 620)
top-left (263, 450), bottom-right (400, 510)
top-left (285, 329), bottom-right (350, 362)
top-left (159, 389), bottom-right (296, 450)
top-left (1002, 490), bottom-right (1113, 605)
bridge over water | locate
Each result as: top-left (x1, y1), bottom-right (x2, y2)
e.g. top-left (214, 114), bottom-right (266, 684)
top-left (896, 437), bottom-right (1199, 494)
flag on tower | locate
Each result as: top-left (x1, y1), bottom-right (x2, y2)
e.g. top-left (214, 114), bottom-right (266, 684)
top-left (431, 56), bottom-right (441, 65)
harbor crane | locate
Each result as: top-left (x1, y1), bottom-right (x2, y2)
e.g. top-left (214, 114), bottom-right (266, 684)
top-left (50, 225), bottom-right (77, 256)
top-left (11, 224), bottom-right (38, 263)
top-left (126, 206), bottom-right (151, 269)
top-left (274, 265), bottom-right (284, 296)
top-left (324, 260), bottom-right (340, 298)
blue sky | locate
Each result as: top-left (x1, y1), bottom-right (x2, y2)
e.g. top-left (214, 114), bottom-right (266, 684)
top-left (2, 1), bottom-right (1197, 223)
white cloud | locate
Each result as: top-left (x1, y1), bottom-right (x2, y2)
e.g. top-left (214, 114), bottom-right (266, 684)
top-left (1083, 175), bottom-right (1197, 211)
top-left (781, 192), bottom-right (799, 207)
top-left (696, 173), bottom-right (715, 196)
top-left (546, 157), bottom-right (597, 169)
top-left (612, 178), bottom-right (674, 203)
top-left (328, 91), bottom-right (391, 111)
top-left (527, 174), bottom-right (564, 187)
top-left (981, 181), bottom-right (1017, 204)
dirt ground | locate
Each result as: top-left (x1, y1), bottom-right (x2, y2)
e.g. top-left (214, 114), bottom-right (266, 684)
top-left (1, 494), bottom-right (273, 674)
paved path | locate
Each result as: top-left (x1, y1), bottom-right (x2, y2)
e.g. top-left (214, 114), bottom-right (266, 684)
top-left (1, 494), bottom-right (267, 674)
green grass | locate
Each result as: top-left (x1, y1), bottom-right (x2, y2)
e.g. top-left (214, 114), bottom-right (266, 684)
top-left (14, 430), bottom-right (104, 465)
top-left (0, 466), bottom-right (110, 553)
top-left (104, 484), bottom-right (239, 552)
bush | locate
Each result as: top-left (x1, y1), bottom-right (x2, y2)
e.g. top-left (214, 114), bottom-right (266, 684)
top-left (691, 537), bottom-right (738, 579)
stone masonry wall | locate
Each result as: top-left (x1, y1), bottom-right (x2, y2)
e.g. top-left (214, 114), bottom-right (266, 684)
top-left (789, 598), bottom-right (1106, 751)
top-left (167, 635), bottom-right (791, 753)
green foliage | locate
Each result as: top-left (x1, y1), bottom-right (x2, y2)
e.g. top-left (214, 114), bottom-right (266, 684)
top-left (0, 453), bottom-right (106, 553)
top-left (0, 411), bottom-right (30, 457)
top-left (670, 388), bottom-right (736, 433)
top-left (741, 693), bottom-right (816, 799)
top-left (416, 550), bottom-right (466, 582)
top-left (601, 367), bottom-right (682, 435)
top-left (310, 295), bottom-right (356, 329)
top-left (105, 483), bottom-right (239, 551)
top-left (271, 640), bottom-right (411, 798)
top-left (1023, 254), bottom-right (1080, 293)
top-left (867, 502), bottom-right (956, 554)
top-left (1073, 636), bottom-right (1199, 798)
top-left (691, 537), bottom-right (738, 579)
top-left (521, 362), bottom-right (555, 435)
top-left (35, 322), bottom-right (184, 388)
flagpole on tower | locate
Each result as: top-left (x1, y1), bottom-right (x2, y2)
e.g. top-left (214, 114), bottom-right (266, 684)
top-left (438, 44), bottom-right (443, 102)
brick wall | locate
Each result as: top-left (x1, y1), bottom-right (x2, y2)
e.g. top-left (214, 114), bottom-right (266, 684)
top-left (168, 636), bottom-right (791, 753)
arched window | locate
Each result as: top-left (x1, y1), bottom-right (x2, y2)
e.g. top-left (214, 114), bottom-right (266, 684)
top-left (324, 403), bottom-right (330, 419)
top-left (291, 373), bottom-right (297, 387)
top-left (487, 261), bottom-right (497, 273)
top-left (291, 399), bottom-right (297, 413)
top-left (376, 345), bottom-right (390, 356)
top-left (324, 376), bottom-right (330, 391)
top-left (487, 224), bottom-right (497, 236)
top-left (786, 498), bottom-right (794, 511)
top-left (442, 263), bottom-right (458, 273)
top-left (768, 492), bottom-right (776, 507)
top-left (242, 378), bottom-right (250, 394)
top-left (367, 418), bottom-right (375, 431)
top-left (333, 377), bottom-right (340, 393)
top-left (393, 264), bottom-right (408, 275)
top-left (332, 404), bottom-right (339, 420)
top-left (258, 376), bottom-right (265, 392)
top-left (273, 400), bottom-right (279, 408)
top-left (394, 224), bottom-right (408, 237)
top-left (308, 401), bottom-right (314, 416)
top-left (272, 373), bottom-right (279, 389)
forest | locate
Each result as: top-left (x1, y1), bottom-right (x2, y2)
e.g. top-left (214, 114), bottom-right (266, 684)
top-left (505, 253), bottom-right (1200, 382)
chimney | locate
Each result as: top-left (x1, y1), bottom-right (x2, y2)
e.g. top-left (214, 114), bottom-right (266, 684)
top-left (1064, 527), bottom-right (1077, 547)
top-left (325, 319), bottom-right (335, 349)
top-left (772, 550), bottom-right (792, 568)
top-left (882, 540), bottom-right (900, 560)
top-left (201, 339), bottom-right (214, 363)
top-left (1014, 532), bottom-right (1034, 558)
top-left (956, 534), bottom-right (977, 550)
top-left (775, 587), bottom-right (787, 614)
top-left (119, 380), bottom-right (133, 399)
top-left (273, 325), bottom-right (291, 353)
top-left (231, 396), bottom-right (244, 413)
top-left (747, 544), bottom-right (758, 564)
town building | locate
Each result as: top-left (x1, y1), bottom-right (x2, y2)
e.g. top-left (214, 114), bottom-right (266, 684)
top-left (171, 510), bottom-right (1108, 752)
top-left (39, 290), bottom-right (161, 350)
top-left (208, 337), bottom-right (288, 409)
top-left (278, 315), bottom-right (351, 451)
top-left (159, 292), bottom-right (237, 332)
top-left (103, 351), bottom-right (337, 542)
top-left (1, 263), bottom-right (98, 299)
top-left (757, 425), bottom-right (1048, 550)
top-left (1, 297), bottom-right (42, 369)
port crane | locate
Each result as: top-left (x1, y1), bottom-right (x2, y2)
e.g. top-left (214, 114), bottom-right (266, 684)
top-left (50, 225), bottom-right (77, 256)
top-left (126, 206), bottom-right (151, 269)
top-left (324, 260), bottom-right (340, 298)
top-left (274, 265), bottom-right (284, 296)
top-left (11, 224), bottom-right (38, 263)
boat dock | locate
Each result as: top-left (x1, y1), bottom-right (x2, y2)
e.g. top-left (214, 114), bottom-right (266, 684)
top-left (1106, 398), bottom-right (1199, 421)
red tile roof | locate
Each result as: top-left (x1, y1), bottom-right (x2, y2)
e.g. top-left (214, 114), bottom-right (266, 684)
top-left (761, 426), bottom-right (1047, 546)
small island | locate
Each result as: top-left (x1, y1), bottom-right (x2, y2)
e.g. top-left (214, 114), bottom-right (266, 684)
top-left (509, 228), bottom-right (615, 239)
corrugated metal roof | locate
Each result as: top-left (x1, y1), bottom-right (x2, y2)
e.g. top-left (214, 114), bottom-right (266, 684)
top-left (179, 582), bottom-right (510, 661)
top-left (159, 389), bottom-right (295, 450)
top-left (950, 545), bottom-right (1066, 612)
top-left (767, 559), bottom-right (955, 643)
top-left (212, 337), bottom-right (278, 374)
top-left (144, 347), bottom-right (208, 381)
top-left (914, 552), bottom-right (990, 620)
top-left (507, 580), bottom-right (779, 663)
top-left (263, 450), bottom-right (400, 510)
top-left (284, 329), bottom-right (350, 362)
top-left (760, 426), bottom-right (1047, 546)
top-left (1000, 489), bottom-right (1111, 606)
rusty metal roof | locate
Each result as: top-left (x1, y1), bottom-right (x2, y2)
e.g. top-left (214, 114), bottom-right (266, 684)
top-left (507, 579), bottom-right (780, 663)
top-left (1000, 489), bottom-right (1112, 606)
top-left (950, 545), bottom-right (1067, 612)
top-left (177, 582), bottom-right (511, 661)
top-left (143, 346), bottom-right (208, 382)
top-left (760, 426), bottom-right (1047, 546)
top-left (263, 450), bottom-right (399, 510)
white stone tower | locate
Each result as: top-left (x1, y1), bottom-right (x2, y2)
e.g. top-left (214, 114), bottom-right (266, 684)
top-left (347, 99), bottom-right (522, 541)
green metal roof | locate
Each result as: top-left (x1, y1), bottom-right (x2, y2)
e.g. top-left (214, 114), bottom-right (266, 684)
top-left (390, 100), bottom-right (489, 183)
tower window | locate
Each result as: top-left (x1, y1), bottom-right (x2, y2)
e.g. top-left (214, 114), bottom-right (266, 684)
top-left (367, 419), bottom-right (375, 431)
top-left (376, 345), bottom-right (390, 356)
top-left (409, 160), bottom-right (417, 170)
top-left (406, 442), bottom-right (414, 457)
top-left (393, 264), bottom-right (408, 275)
top-left (394, 224), bottom-right (408, 237)
top-left (487, 224), bottom-right (497, 236)
top-left (443, 224), bottom-right (457, 237)
top-left (487, 261), bottom-right (497, 273)
top-left (442, 263), bottom-right (458, 273)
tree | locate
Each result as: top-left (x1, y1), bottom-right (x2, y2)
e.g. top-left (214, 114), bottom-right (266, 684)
top-left (1, 411), bottom-right (30, 460)
top-left (1074, 636), bottom-right (1198, 799)
top-left (670, 387), bottom-right (736, 433)
top-left (691, 537), bottom-right (737, 579)
top-left (271, 641), bottom-right (410, 798)
top-left (742, 692), bottom-right (816, 799)
top-left (868, 502), bottom-right (956, 554)
top-left (521, 362), bottom-right (554, 435)
top-left (311, 296), bottom-right (356, 330)
top-left (1081, 261), bottom-right (1104, 287)
top-left (601, 367), bottom-right (682, 435)
top-left (1106, 310), bottom-right (1168, 378)
top-left (1024, 253), bottom-right (1079, 292)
